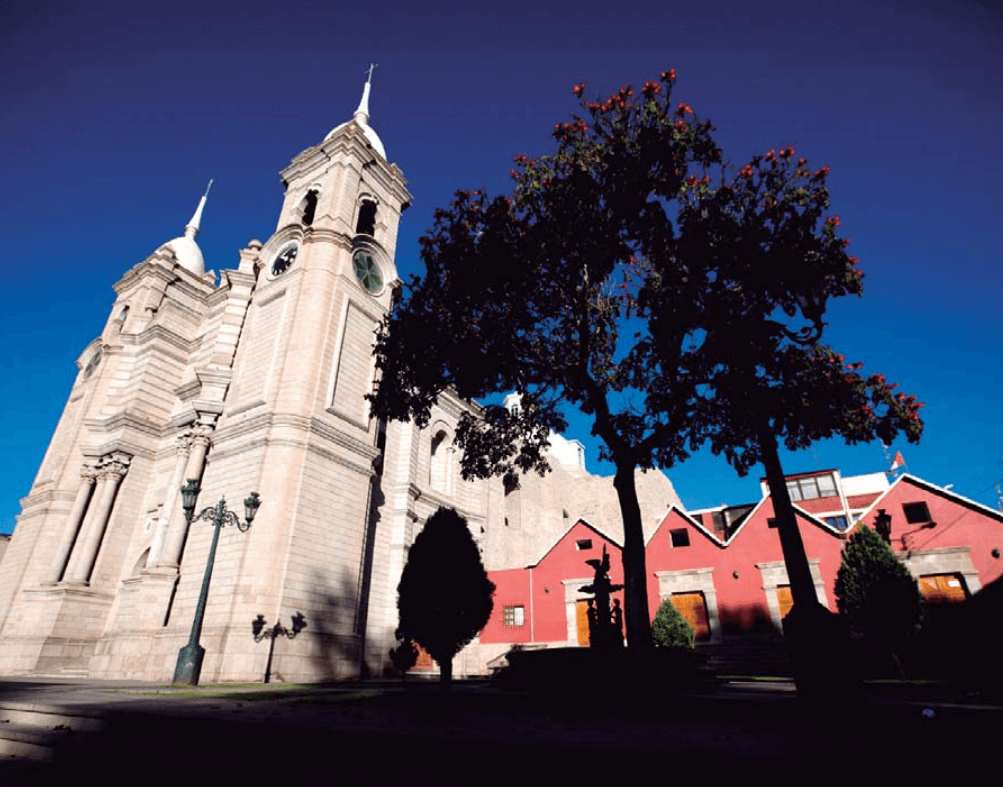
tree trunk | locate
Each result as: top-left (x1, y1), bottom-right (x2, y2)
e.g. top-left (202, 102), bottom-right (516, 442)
top-left (758, 427), bottom-right (819, 609)
top-left (439, 655), bottom-right (453, 689)
top-left (613, 464), bottom-right (653, 656)
top-left (759, 425), bottom-right (855, 703)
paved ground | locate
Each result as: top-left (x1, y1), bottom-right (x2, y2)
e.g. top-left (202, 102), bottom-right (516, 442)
top-left (1, 676), bottom-right (999, 783)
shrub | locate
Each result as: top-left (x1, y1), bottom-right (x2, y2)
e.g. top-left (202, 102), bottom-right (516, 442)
top-left (652, 599), bottom-right (695, 648)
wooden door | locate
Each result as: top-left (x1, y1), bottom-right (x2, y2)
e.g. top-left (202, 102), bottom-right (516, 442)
top-left (671, 592), bottom-right (711, 642)
top-left (919, 574), bottom-right (967, 604)
top-left (575, 600), bottom-right (591, 646)
top-left (414, 642), bottom-right (435, 670)
top-left (776, 585), bottom-right (794, 620)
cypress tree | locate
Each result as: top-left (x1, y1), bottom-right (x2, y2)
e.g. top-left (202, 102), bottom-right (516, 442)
top-left (835, 524), bottom-right (923, 673)
top-left (651, 598), bottom-right (695, 649)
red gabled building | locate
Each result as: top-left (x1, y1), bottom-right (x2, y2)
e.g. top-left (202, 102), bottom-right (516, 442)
top-left (479, 468), bottom-right (1003, 659)
top-left (480, 519), bottom-right (625, 655)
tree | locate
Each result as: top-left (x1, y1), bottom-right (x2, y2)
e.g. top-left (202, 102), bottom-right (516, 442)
top-left (396, 507), bottom-right (495, 686)
top-left (835, 524), bottom-right (923, 675)
top-left (651, 599), bottom-right (695, 649)
top-left (637, 137), bottom-right (924, 691)
top-left (373, 72), bottom-right (722, 655)
top-left (371, 70), bottom-right (923, 662)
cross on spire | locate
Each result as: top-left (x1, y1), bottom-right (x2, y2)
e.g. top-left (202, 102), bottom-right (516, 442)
top-left (365, 62), bottom-right (378, 84)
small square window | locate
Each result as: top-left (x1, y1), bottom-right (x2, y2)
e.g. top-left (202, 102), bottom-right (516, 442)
top-left (575, 539), bottom-right (593, 551)
top-left (903, 502), bottom-right (931, 524)
top-left (503, 605), bottom-right (525, 626)
top-left (767, 518), bottom-right (778, 528)
top-left (670, 529), bottom-right (690, 547)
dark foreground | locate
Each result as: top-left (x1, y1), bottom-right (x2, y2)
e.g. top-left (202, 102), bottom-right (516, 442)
top-left (1, 676), bottom-right (999, 784)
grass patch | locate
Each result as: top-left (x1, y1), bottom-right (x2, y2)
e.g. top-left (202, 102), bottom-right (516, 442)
top-left (104, 687), bottom-right (379, 703)
top-left (719, 675), bottom-right (791, 682)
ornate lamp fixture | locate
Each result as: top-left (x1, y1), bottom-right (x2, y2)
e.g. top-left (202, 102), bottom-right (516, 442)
top-left (173, 479), bottom-right (261, 685)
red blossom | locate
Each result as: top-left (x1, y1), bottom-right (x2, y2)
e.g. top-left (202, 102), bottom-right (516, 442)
top-left (661, 69), bottom-right (677, 82)
top-left (739, 164), bottom-right (755, 178)
top-left (674, 102), bottom-right (693, 116)
top-left (642, 80), bottom-right (662, 98)
top-left (573, 82), bottom-right (586, 97)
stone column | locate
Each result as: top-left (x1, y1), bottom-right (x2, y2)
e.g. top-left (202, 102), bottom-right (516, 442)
top-left (46, 466), bottom-right (99, 584)
top-left (148, 434), bottom-right (193, 566)
top-left (63, 457), bottom-right (129, 585)
top-left (158, 428), bottom-right (211, 568)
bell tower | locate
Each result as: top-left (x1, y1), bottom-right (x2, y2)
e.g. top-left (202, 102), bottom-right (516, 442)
top-left (142, 67), bottom-right (414, 681)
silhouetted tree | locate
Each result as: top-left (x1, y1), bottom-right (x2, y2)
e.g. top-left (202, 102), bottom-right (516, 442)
top-left (396, 507), bottom-right (495, 687)
top-left (372, 72), bottom-right (721, 656)
top-left (652, 599), bottom-right (695, 648)
top-left (836, 524), bottom-right (923, 676)
top-left (371, 70), bottom-right (923, 666)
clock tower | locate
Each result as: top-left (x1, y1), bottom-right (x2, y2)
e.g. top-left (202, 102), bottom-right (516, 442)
top-left (133, 67), bottom-right (415, 680)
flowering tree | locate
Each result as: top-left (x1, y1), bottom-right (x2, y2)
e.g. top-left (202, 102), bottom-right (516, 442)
top-left (371, 71), bottom-right (923, 663)
top-left (634, 132), bottom-right (924, 694)
top-left (371, 71), bottom-right (721, 654)
top-left (642, 144), bottom-right (924, 624)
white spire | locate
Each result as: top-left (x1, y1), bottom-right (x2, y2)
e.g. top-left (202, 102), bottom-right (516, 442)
top-left (184, 179), bottom-right (213, 240)
top-left (322, 65), bottom-right (386, 158)
top-left (353, 63), bottom-right (376, 126)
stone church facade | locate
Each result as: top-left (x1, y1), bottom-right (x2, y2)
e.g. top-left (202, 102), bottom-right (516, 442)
top-left (0, 75), bottom-right (681, 683)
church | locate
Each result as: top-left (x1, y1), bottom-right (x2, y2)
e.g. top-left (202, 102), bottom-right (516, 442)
top-left (0, 73), bottom-right (680, 682)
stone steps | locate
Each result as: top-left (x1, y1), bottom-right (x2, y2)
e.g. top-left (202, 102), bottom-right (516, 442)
top-left (0, 703), bottom-right (103, 765)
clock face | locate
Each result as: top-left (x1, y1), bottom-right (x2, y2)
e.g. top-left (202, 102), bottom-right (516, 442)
top-left (271, 243), bottom-right (299, 277)
top-left (353, 250), bottom-right (383, 293)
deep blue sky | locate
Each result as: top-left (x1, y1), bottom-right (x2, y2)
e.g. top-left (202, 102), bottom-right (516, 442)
top-left (2, 0), bottom-right (1001, 533)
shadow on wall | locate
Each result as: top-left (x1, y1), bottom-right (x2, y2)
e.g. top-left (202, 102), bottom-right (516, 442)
top-left (900, 575), bottom-right (1003, 682)
top-left (716, 602), bottom-right (779, 638)
top-left (263, 567), bottom-right (366, 683)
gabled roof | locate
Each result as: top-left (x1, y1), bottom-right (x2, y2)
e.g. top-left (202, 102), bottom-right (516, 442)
top-left (528, 517), bottom-right (622, 568)
top-left (646, 506), bottom-right (728, 548)
top-left (726, 494), bottom-right (846, 543)
top-left (854, 473), bottom-right (1003, 527)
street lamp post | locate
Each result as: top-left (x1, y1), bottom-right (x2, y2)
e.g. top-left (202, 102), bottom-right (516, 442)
top-left (172, 480), bottom-right (261, 685)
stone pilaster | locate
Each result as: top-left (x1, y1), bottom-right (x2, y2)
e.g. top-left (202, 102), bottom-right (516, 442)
top-left (148, 433), bottom-right (193, 567)
top-left (45, 465), bottom-right (98, 584)
top-left (158, 426), bottom-right (211, 568)
top-left (63, 456), bottom-right (130, 585)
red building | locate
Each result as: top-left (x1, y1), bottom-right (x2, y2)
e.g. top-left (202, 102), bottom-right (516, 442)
top-left (480, 469), bottom-right (1003, 656)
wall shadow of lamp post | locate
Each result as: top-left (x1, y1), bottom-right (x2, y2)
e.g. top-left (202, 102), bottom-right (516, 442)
top-left (172, 480), bottom-right (261, 685)
top-left (252, 612), bottom-right (307, 684)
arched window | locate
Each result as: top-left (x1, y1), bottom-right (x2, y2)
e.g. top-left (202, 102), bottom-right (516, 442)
top-left (356, 199), bottom-right (377, 236)
top-left (300, 190), bottom-right (319, 227)
top-left (430, 429), bottom-right (452, 495)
